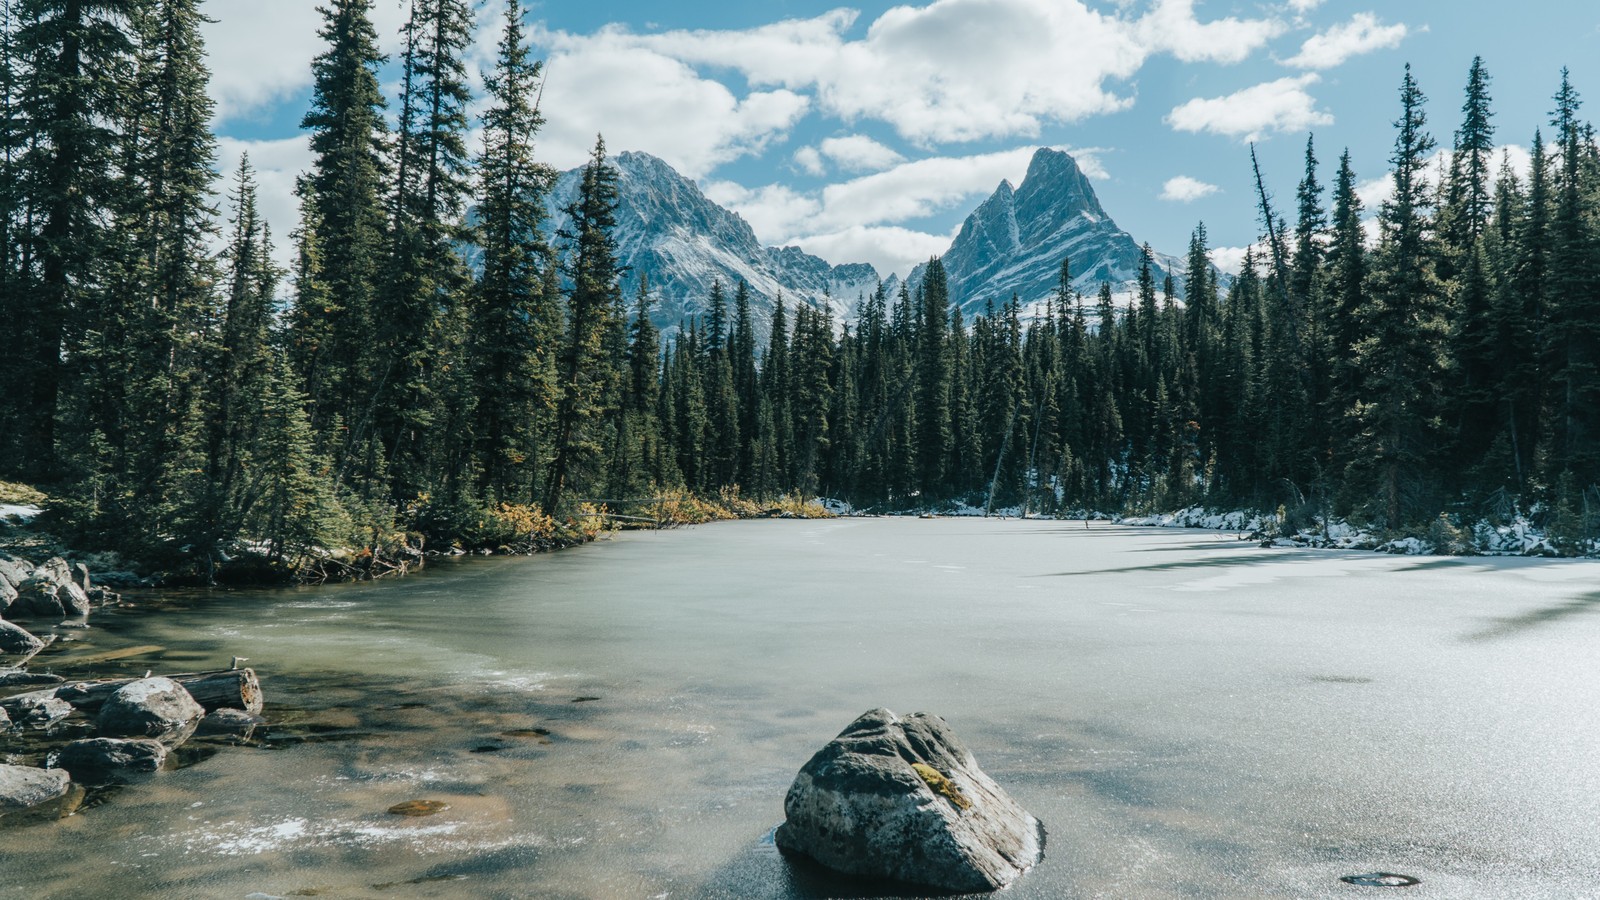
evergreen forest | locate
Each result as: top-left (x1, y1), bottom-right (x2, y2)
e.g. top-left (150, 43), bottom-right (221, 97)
top-left (2, 0), bottom-right (1600, 577)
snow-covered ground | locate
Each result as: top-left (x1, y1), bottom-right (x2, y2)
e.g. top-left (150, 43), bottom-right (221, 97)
top-left (1118, 505), bottom-right (1583, 558)
top-left (0, 503), bottom-right (41, 522)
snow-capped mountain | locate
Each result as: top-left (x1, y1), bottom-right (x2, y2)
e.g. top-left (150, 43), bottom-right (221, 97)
top-left (910, 148), bottom-right (1202, 316)
top-left (546, 151), bottom-right (885, 341)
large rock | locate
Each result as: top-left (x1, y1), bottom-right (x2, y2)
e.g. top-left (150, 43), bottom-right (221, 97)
top-left (98, 677), bottom-right (204, 745)
top-left (11, 557), bottom-right (90, 619)
top-left (0, 555), bottom-right (30, 590)
top-left (0, 619), bottom-right (44, 661)
top-left (53, 737), bottom-right (167, 782)
top-left (774, 708), bottom-right (1044, 893)
top-left (0, 764), bottom-right (71, 818)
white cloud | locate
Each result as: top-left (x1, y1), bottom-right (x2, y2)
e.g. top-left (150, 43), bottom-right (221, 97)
top-left (1209, 245), bottom-right (1254, 275)
top-left (818, 147), bottom-right (1052, 230)
top-left (702, 181), bottom-right (823, 243)
top-left (819, 135), bottom-right (906, 172)
top-left (1283, 13), bottom-right (1408, 69)
top-left (793, 146), bottom-right (826, 176)
top-left (215, 135), bottom-right (315, 278)
top-left (793, 226), bottom-right (954, 280)
top-left (533, 28), bottom-right (810, 177)
top-left (1167, 74), bottom-right (1332, 141)
top-left (1286, 0), bottom-right (1323, 13)
top-left (1160, 175), bottom-right (1220, 202)
top-left (537, 0), bottom-right (1283, 148)
top-left (203, 0), bottom-right (409, 123)
top-left (1135, 0), bottom-right (1287, 65)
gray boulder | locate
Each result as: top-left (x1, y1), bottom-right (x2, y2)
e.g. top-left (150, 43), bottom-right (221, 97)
top-left (53, 737), bottom-right (167, 782)
top-left (0, 575), bottom-right (15, 612)
top-left (98, 676), bottom-right (204, 745)
top-left (0, 764), bottom-right (71, 818)
top-left (1, 692), bottom-right (73, 727)
top-left (0, 619), bottom-right (44, 662)
top-left (0, 704), bottom-right (9, 728)
top-left (774, 708), bottom-right (1044, 893)
top-left (0, 555), bottom-right (30, 590)
top-left (11, 557), bottom-right (90, 620)
top-left (0, 671), bottom-right (64, 688)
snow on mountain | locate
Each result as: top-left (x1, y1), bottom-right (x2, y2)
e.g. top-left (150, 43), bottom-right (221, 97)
top-left (546, 151), bottom-right (887, 341)
top-left (909, 148), bottom-right (1216, 317)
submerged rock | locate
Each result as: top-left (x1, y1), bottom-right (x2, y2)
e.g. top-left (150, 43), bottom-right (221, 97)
top-left (774, 708), bottom-right (1044, 893)
top-left (195, 708), bottom-right (265, 741)
top-left (98, 677), bottom-right (204, 745)
top-left (0, 764), bottom-right (72, 818)
top-left (53, 737), bottom-right (167, 782)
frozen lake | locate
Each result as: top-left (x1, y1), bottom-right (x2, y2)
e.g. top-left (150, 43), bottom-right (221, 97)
top-left (3, 518), bottom-right (1599, 898)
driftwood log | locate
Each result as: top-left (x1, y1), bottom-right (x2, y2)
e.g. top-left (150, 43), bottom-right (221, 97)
top-left (7, 668), bottom-right (261, 716)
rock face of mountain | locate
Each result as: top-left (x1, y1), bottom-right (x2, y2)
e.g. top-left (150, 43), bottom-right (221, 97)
top-left (546, 152), bottom-right (884, 340)
top-left (911, 148), bottom-right (1198, 315)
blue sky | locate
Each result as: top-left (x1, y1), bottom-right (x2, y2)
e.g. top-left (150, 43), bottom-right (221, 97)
top-left (203, 1), bottom-right (1600, 277)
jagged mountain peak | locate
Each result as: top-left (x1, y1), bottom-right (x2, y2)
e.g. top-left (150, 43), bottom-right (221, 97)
top-left (546, 151), bottom-right (882, 342)
top-left (912, 147), bottom-right (1208, 315)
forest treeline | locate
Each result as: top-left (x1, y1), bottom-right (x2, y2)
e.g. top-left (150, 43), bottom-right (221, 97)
top-left (1, 0), bottom-right (1598, 578)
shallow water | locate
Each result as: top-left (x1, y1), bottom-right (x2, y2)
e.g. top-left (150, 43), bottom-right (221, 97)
top-left (3, 518), bottom-right (1599, 899)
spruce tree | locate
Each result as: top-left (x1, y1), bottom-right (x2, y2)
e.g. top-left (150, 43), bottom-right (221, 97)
top-left (1356, 65), bottom-right (1446, 526)
top-left (469, 0), bottom-right (556, 505)
top-left (545, 137), bottom-right (623, 514)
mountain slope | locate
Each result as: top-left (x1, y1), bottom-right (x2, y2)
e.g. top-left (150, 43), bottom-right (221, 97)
top-left (546, 152), bottom-right (886, 340)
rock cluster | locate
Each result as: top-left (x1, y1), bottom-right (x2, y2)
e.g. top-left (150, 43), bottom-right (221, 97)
top-left (775, 708), bottom-right (1044, 893)
top-left (0, 550), bottom-right (263, 821)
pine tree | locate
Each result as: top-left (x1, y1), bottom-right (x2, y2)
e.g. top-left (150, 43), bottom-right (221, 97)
top-left (914, 259), bottom-right (952, 494)
top-left (374, 0), bottom-right (475, 497)
top-left (469, 0), bottom-right (556, 505)
top-left (1548, 69), bottom-right (1600, 487)
top-left (545, 137), bottom-right (622, 514)
top-left (1356, 65), bottom-right (1446, 526)
top-left (11, 0), bottom-right (137, 477)
top-left (293, 0), bottom-right (388, 464)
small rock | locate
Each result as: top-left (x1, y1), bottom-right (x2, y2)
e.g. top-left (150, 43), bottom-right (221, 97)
top-left (387, 800), bottom-right (449, 817)
top-left (774, 708), bottom-right (1044, 893)
top-left (0, 577), bottom-right (15, 612)
top-left (0, 619), bottom-right (44, 660)
top-left (69, 562), bottom-right (90, 593)
top-left (195, 708), bottom-right (265, 740)
top-left (53, 737), bottom-right (167, 782)
top-left (99, 677), bottom-right (205, 745)
top-left (0, 763), bottom-right (71, 818)
top-left (0, 705), bottom-right (9, 728)
top-left (2, 693), bottom-right (73, 727)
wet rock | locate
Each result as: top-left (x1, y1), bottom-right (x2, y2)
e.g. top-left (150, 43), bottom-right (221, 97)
top-left (11, 557), bottom-right (90, 620)
top-left (53, 737), bottom-right (167, 782)
top-left (0, 619), bottom-right (44, 661)
top-left (0, 705), bottom-right (8, 728)
top-left (774, 708), bottom-right (1044, 894)
top-left (0, 764), bottom-right (71, 818)
top-left (1, 693), bottom-right (73, 727)
top-left (98, 677), bottom-right (204, 746)
top-left (0, 576), bottom-right (15, 612)
top-left (195, 708), bottom-right (265, 741)
top-left (69, 562), bottom-right (90, 593)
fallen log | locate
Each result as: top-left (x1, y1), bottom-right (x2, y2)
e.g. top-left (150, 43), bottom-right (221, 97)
top-left (48, 668), bottom-right (262, 715)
